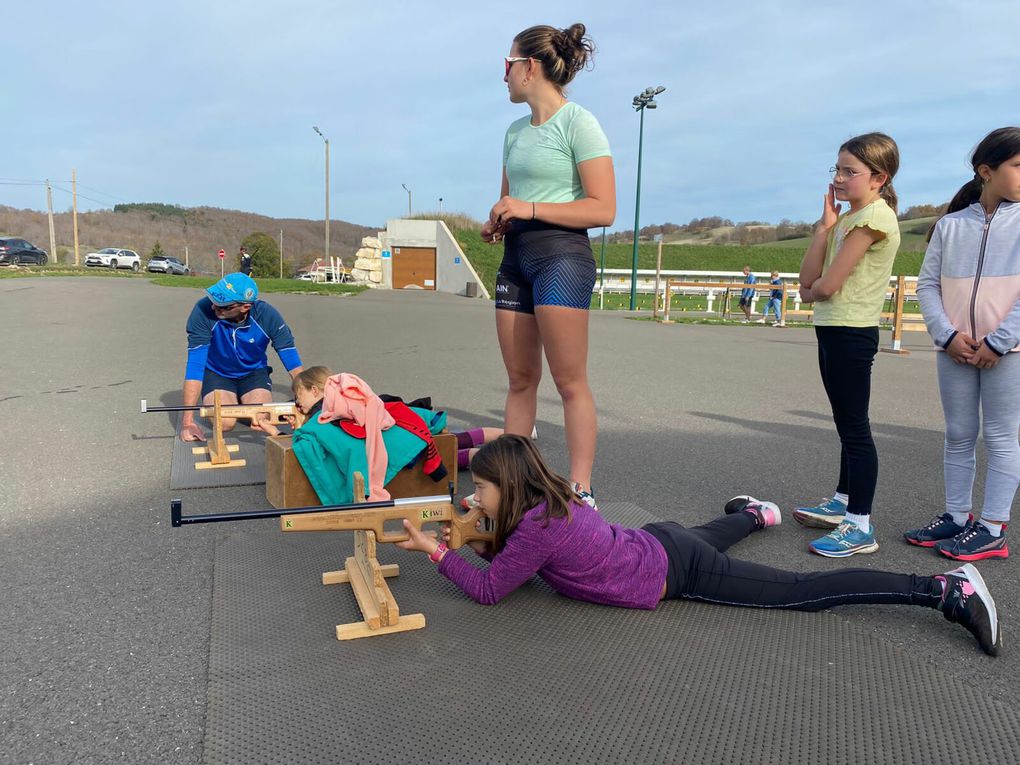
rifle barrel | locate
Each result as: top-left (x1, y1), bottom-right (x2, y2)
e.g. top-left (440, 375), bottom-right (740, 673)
top-left (140, 399), bottom-right (296, 414)
top-left (170, 492), bottom-right (454, 527)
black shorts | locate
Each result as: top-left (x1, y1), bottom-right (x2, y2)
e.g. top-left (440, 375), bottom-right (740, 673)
top-left (201, 367), bottom-right (272, 399)
top-left (738, 296), bottom-right (752, 307)
top-left (495, 220), bottom-right (596, 313)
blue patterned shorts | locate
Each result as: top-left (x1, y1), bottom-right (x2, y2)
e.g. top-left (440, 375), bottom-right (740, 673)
top-left (495, 221), bottom-right (596, 313)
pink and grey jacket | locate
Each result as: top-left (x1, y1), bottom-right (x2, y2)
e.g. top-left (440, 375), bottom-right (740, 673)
top-left (917, 201), bottom-right (1020, 355)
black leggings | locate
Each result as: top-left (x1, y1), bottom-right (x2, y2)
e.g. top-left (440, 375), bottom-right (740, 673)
top-left (642, 515), bottom-right (939, 609)
top-left (816, 325), bottom-right (880, 516)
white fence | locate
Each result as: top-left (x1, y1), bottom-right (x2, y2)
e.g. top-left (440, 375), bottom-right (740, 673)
top-left (594, 268), bottom-right (919, 316)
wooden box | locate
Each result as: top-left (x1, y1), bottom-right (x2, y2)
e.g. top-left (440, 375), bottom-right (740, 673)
top-left (266, 432), bottom-right (457, 509)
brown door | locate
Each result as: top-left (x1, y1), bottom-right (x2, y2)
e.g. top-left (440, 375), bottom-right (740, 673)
top-left (392, 246), bottom-right (436, 290)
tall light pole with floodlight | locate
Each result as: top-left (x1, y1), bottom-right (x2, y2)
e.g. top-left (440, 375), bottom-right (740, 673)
top-left (629, 85), bottom-right (666, 310)
top-left (402, 183), bottom-right (412, 217)
top-left (312, 126), bottom-right (330, 264)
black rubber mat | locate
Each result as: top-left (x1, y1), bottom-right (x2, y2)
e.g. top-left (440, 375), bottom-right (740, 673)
top-left (169, 416), bottom-right (281, 490)
top-left (204, 503), bottom-right (1020, 764)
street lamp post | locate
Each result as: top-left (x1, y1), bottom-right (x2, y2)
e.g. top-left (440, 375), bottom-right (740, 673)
top-left (402, 183), bottom-right (412, 217)
top-left (438, 197), bottom-right (443, 215)
top-left (312, 126), bottom-right (330, 264)
top-left (629, 85), bottom-right (666, 310)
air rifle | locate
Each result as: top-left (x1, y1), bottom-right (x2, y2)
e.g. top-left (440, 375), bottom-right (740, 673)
top-left (170, 492), bottom-right (493, 549)
top-left (171, 490), bottom-right (494, 639)
top-left (142, 393), bottom-right (304, 467)
top-left (140, 398), bottom-right (306, 428)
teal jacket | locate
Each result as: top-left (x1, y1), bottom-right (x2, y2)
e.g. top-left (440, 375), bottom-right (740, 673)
top-left (292, 403), bottom-right (447, 504)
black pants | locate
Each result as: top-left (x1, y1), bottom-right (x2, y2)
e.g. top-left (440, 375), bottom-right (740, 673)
top-left (643, 515), bottom-right (939, 609)
top-left (816, 325), bottom-right (880, 516)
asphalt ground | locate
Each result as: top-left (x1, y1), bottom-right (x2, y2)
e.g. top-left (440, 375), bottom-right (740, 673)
top-left (1, 277), bottom-right (1017, 764)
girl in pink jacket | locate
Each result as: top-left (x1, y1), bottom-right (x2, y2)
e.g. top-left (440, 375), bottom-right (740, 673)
top-left (906, 127), bottom-right (1020, 560)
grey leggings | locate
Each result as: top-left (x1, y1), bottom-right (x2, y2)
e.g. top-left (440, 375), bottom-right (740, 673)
top-left (936, 351), bottom-right (1020, 524)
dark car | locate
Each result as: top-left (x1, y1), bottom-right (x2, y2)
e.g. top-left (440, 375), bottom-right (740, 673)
top-left (147, 255), bottom-right (189, 275)
top-left (0, 238), bottom-right (48, 266)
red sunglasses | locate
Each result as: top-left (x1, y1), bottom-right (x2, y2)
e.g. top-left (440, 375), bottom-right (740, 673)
top-left (504, 56), bottom-right (531, 76)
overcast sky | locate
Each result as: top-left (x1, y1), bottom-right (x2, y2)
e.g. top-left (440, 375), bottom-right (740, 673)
top-left (3, 1), bottom-right (1017, 231)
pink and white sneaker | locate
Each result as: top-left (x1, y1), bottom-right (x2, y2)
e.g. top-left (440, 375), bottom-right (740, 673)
top-left (724, 495), bottom-right (782, 530)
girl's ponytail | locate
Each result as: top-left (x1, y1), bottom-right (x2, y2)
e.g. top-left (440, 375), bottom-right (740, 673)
top-left (927, 127), bottom-right (1020, 242)
top-left (879, 181), bottom-right (898, 213)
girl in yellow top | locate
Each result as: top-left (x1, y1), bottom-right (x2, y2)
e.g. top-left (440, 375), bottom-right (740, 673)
top-left (794, 133), bottom-right (901, 557)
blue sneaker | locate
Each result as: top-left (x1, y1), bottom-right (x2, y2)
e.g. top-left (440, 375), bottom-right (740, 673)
top-left (793, 497), bottom-right (847, 528)
top-left (809, 520), bottom-right (879, 558)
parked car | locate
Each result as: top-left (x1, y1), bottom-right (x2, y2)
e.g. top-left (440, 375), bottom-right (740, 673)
top-left (147, 255), bottom-right (189, 275)
top-left (0, 237), bottom-right (48, 266)
top-left (85, 248), bottom-right (141, 271)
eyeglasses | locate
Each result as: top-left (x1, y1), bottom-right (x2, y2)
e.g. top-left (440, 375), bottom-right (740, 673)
top-left (829, 166), bottom-right (874, 181)
top-left (504, 56), bottom-right (531, 76)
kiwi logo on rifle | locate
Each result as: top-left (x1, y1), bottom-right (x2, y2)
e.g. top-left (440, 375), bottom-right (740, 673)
top-left (420, 508), bottom-right (446, 520)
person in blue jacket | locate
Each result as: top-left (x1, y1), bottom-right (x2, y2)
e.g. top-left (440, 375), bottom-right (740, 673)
top-left (179, 273), bottom-right (304, 442)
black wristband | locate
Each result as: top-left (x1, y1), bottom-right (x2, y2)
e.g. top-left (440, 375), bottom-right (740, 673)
top-left (940, 330), bottom-right (958, 350)
top-left (984, 338), bottom-right (1005, 357)
top-left (531, 201), bottom-right (536, 220)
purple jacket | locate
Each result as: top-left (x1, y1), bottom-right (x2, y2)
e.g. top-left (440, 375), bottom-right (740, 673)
top-left (438, 501), bottom-right (668, 610)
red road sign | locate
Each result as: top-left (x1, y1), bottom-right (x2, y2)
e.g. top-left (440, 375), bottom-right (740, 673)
top-left (218, 249), bottom-right (225, 259)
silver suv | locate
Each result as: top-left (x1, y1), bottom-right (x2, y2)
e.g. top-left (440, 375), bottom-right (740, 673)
top-left (147, 255), bottom-right (189, 275)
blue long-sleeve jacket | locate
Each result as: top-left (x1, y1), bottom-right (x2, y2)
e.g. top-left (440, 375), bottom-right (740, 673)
top-left (184, 297), bottom-right (302, 380)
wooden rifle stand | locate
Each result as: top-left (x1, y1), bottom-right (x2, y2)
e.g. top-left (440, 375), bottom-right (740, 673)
top-left (192, 390), bottom-right (245, 470)
top-left (321, 473), bottom-right (426, 640)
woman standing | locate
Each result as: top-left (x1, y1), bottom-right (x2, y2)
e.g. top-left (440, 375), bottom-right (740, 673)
top-left (482, 23), bottom-right (616, 509)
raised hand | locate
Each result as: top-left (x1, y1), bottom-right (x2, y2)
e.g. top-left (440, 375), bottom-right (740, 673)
top-left (820, 184), bottom-right (842, 231)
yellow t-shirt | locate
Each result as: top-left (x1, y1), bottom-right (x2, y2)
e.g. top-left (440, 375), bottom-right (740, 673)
top-left (813, 198), bottom-right (900, 327)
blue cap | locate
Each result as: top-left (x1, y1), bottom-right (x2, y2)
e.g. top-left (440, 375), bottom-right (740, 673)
top-left (206, 273), bottom-right (259, 306)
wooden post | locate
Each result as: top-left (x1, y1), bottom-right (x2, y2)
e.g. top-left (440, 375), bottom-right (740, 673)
top-left (881, 274), bottom-right (911, 355)
top-left (45, 180), bottom-right (56, 265)
top-left (72, 169), bottom-right (80, 267)
top-left (652, 237), bottom-right (663, 318)
top-left (661, 279), bottom-right (674, 324)
top-left (323, 472), bottom-right (427, 640)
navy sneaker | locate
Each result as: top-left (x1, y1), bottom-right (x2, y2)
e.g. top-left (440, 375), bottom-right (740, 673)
top-left (724, 495), bottom-right (781, 529)
top-left (937, 564), bottom-right (1002, 656)
top-left (793, 497), bottom-right (847, 528)
top-left (904, 513), bottom-right (970, 548)
top-left (935, 522), bottom-right (1009, 561)
top-left (809, 520), bottom-right (879, 558)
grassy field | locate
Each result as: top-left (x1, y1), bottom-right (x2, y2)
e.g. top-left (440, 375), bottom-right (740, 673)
top-left (754, 216), bottom-right (935, 252)
top-left (452, 227), bottom-right (925, 299)
top-left (0, 266), bottom-right (366, 297)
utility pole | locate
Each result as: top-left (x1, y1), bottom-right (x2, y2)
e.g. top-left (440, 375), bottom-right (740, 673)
top-left (279, 228), bottom-right (284, 278)
top-left (312, 126), bottom-right (329, 265)
top-left (45, 180), bottom-right (56, 265)
top-left (185, 246), bottom-right (189, 269)
top-left (72, 169), bottom-right (80, 266)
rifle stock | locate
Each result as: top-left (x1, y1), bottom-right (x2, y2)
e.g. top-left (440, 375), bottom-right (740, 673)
top-left (281, 500), bottom-right (492, 549)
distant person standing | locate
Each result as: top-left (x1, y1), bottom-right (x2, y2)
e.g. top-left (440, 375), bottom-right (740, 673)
top-left (739, 265), bottom-right (757, 322)
top-left (239, 247), bottom-right (253, 276)
top-left (758, 270), bottom-right (785, 326)
top-left (480, 22), bottom-right (616, 509)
